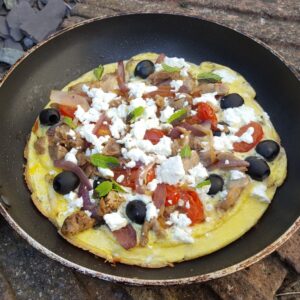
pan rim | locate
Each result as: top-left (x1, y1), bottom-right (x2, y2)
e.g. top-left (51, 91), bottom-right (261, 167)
top-left (0, 13), bottom-right (299, 285)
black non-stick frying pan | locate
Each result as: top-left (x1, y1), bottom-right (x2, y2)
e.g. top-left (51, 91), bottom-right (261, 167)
top-left (0, 14), bottom-right (299, 285)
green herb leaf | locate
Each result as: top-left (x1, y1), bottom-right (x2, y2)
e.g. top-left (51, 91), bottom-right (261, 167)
top-left (180, 145), bottom-right (192, 158)
top-left (162, 63), bottom-right (181, 73)
top-left (62, 116), bottom-right (76, 129)
top-left (90, 154), bottom-right (120, 169)
top-left (95, 181), bottom-right (113, 197)
top-left (197, 72), bottom-right (222, 83)
top-left (127, 106), bottom-right (145, 123)
top-left (196, 179), bottom-right (211, 189)
top-left (112, 180), bottom-right (126, 193)
top-left (93, 65), bottom-right (104, 80)
top-left (167, 108), bottom-right (187, 124)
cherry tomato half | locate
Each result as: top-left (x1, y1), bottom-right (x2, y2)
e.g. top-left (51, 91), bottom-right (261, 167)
top-left (197, 102), bottom-right (218, 130)
top-left (233, 122), bottom-right (264, 152)
top-left (144, 128), bottom-right (165, 145)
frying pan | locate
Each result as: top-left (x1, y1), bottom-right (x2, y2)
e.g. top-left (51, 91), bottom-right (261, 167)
top-left (0, 14), bottom-right (299, 285)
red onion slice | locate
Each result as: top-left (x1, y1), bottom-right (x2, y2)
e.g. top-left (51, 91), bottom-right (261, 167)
top-left (54, 160), bottom-right (92, 190)
top-left (117, 61), bottom-right (129, 94)
top-left (153, 183), bottom-right (166, 209)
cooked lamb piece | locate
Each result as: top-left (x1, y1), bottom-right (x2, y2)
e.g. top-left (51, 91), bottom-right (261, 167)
top-left (61, 211), bottom-right (95, 235)
top-left (99, 191), bottom-right (125, 216)
top-left (102, 138), bottom-right (121, 156)
top-left (34, 136), bottom-right (46, 155)
top-left (148, 70), bottom-right (180, 86)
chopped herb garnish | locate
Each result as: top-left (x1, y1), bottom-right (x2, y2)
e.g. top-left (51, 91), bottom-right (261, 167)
top-left (196, 179), bottom-right (211, 189)
top-left (162, 63), bottom-right (181, 73)
top-left (126, 106), bottom-right (145, 123)
top-left (197, 72), bottom-right (222, 83)
top-left (95, 181), bottom-right (113, 197)
top-left (90, 154), bottom-right (120, 169)
top-left (167, 108), bottom-right (187, 124)
top-left (93, 65), bottom-right (104, 80)
top-left (180, 145), bottom-right (192, 158)
top-left (112, 180), bottom-right (126, 193)
top-left (62, 116), bottom-right (76, 129)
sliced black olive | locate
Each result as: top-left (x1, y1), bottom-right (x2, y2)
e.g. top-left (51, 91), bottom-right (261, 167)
top-left (134, 60), bottom-right (155, 79)
top-left (53, 171), bottom-right (80, 195)
top-left (221, 93), bottom-right (244, 109)
top-left (256, 140), bottom-right (280, 162)
top-left (39, 108), bottom-right (60, 126)
top-left (126, 200), bottom-right (146, 224)
top-left (213, 130), bottom-right (222, 137)
top-left (245, 156), bottom-right (270, 181)
top-left (93, 176), bottom-right (107, 189)
top-left (208, 174), bottom-right (224, 195)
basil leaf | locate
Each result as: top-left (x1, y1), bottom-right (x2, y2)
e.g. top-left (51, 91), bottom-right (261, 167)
top-left (93, 65), bottom-right (104, 80)
top-left (197, 72), bottom-right (222, 83)
top-left (180, 145), bottom-right (192, 158)
top-left (127, 106), bottom-right (145, 123)
top-left (62, 116), bottom-right (76, 129)
top-left (112, 180), bottom-right (126, 193)
top-left (95, 181), bottom-right (113, 197)
top-left (167, 108), bottom-right (187, 124)
top-left (196, 179), bottom-right (211, 189)
top-left (90, 154), bottom-right (120, 169)
top-left (162, 63), bottom-right (181, 73)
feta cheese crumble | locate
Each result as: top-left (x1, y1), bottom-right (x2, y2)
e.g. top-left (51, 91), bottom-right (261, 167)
top-left (252, 184), bottom-right (270, 203)
top-left (146, 202), bottom-right (159, 221)
top-left (156, 155), bottom-right (186, 185)
top-left (104, 212), bottom-right (128, 231)
top-left (64, 148), bottom-right (78, 165)
top-left (213, 69), bottom-right (237, 83)
top-left (222, 105), bottom-right (257, 128)
top-left (193, 92), bottom-right (218, 107)
top-left (169, 211), bottom-right (194, 243)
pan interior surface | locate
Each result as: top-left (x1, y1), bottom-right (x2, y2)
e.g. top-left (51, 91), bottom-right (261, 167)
top-left (0, 14), bottom-right (299, 283)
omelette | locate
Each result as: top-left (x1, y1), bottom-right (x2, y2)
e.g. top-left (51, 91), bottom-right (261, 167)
top-left (24, 53), bottom-right (287, 268)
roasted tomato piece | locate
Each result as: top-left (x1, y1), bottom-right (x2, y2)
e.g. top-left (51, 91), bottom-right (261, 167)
top-left (95, 124), bottom-right (110, 137)
top-left (144, 128), bottom-right (165, 145)
top-left (113, 167), bottom-right (139, 190)
top-left (145, 165), bottom-right (156, 184)
top-left (233, 122), bottom-right (264, 152)
top-left (185, 115), bottom-right (201, 125)
top-left (165, 185), bottom-right (204, 225)
top-left (58, 104), bottom-right (77, 119)
top-left (197, 102), bottom-right (218, 129)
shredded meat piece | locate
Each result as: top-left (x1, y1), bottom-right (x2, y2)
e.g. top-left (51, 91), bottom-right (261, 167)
top-left (170, 98), bottom-right (187, 110)
top-left (192, 82), bottom-right (229, 96)
top-left (155, 95), bottom-right (166, 109)
top-left (83, 163), bottom-right (99, 178)
top-left (209, 152), bottom-right (250, 171)
top-left (113, 224), bottom-right (137, 249)
top-left (102, 138), bottom-right (121, 156)
top-left (61, 211), bottom-right (95, 235)
top-left (219, 177), bottom-right (249, 210)
top-left (47, 124), bottom-right (86, 161)
top-left (76, 152), bottom-right (87, 166)
top-left (179, 77), bottom-right (197, 94)
top-left (91, 73), bottom-right (119, 92)
top-left (99, 191), bottom-right (125, 216)
top-left (182, 151), bottom-right (200, 172)
top-left (48, 144), bottom-right (68, 161)
top-left (148, 71), bottom-right (180, 86)
top-left (34, 136), bottom-right (46, 154)
top-left (140, 219), bottom-right (165, 247)
top-left (189, 136), bottom-right (203, 151)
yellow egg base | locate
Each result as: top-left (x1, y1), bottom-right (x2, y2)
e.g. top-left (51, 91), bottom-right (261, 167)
top-left (24, 53), bottom-right (287, 267)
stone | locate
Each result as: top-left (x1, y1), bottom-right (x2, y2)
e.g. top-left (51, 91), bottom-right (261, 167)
top-left (207, 255), bottom-right (287, 300)
top-left (0, 38), bottom-right (4, 48)
top-left (22, 36), bottom-right (35, 49)
top-left (6, 1), bottom-right (36, 41)
top-left (276, 275), bottom-right (300, 299)
top-left (3, 0), bottom-right (17, 10)
top-left (0, 6), bottom-right (8, 16)
top-left (4, 37), bottom-right (23, 50)
top-left (0, 47), bottom-right (23, 64)
top-left (61, 15), bottom-right (86, 29)
top-left (277, 229), bottom-right (300, 273)
top-left (0, 269), bottom-right (15, 300)
top-left (20, 0), bottom-right (67, 42)
top-left (0, 16), bottom-right (9, 39)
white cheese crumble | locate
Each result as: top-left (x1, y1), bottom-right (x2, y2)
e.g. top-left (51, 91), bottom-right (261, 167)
top-left (193, 92), bottom-right (218, 107)
top-left (164, 57), bottom-right (190, 69)
top-left (67, 129), bottom-right (76, 140)
top-left (222, 105), bottom-right (258, 128)
top-left (116, 174), bottom-right (125, 183)
top-left (156, 155), bottom-right (186, 185)
top-left (169, 211), bottom-right (194, 244)
top-left (213, 133), bottom-right (239, 151)
top-left (147, 178), bottom-right (158, 191)
top-left (252, 184), bottom-right (270, 203)
top-left (213, 69), bottom-right (237, 83)
top-left (160, 106), bottom-right (174, 122)
top-left (64, 148), bottom-right (78, 165)
top-left (170, 80), bottom-right (183, 92)
top-left (238, 126), bottom-right (254, 144)
top-left (127, 82), bottom-right (157, 98)
top-left (230, 170), bottom-right (246, 180)
top-left (146, 202), bottom-right (159, 221)
top-left (64, 191), bottom-right (83, 215)
top-left (123, 148), bottom-right (154, 165)
top-left (104, 212), bottom-right (128, 231)
top-left (185, 162), bottom-right (209, 186)
top-left (98, 167), bottom-right (114, 178)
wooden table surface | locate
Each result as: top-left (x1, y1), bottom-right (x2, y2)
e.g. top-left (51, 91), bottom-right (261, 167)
top-left (0, 1), bottom-right (299, 299)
